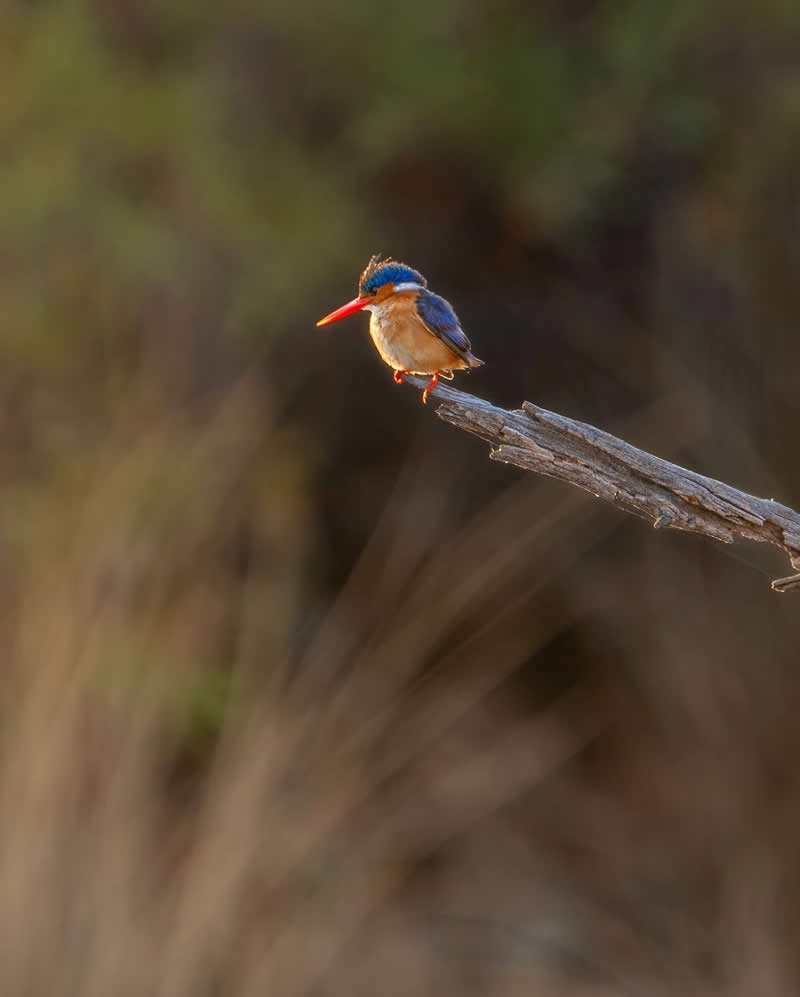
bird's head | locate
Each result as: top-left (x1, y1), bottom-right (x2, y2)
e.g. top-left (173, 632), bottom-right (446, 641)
top-left (317, 256), bottom-right (427, 326)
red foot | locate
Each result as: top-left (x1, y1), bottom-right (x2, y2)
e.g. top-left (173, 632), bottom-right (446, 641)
top-left (421, 371), bottom-right (440, 405)
top-left (393, 369), bottom-right (410, 385)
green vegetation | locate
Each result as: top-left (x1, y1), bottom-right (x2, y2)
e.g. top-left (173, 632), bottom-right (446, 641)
top-left (0, 1), bottom-right (799, 992)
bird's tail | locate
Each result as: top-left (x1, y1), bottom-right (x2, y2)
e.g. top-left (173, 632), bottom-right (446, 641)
top-left (467, 353), bottom-right (485, 368)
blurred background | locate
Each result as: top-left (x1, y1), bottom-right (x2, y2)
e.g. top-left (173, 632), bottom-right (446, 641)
top-left (1, 1), bottom-right (800, 993)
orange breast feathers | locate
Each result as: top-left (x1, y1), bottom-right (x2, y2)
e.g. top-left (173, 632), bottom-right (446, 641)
top-left (368, 292), bottom-right (469, 375)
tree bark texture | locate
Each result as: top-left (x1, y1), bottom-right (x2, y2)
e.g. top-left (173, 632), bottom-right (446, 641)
top-left (403, 375), bottom-right (800, 592)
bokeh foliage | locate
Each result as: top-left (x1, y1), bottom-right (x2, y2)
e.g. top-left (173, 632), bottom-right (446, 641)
top-left (1, 1), bottom-right (800, 992)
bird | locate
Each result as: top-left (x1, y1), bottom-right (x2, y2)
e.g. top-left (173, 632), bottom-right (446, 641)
top-left (317, 255), bottom-right (483, 404)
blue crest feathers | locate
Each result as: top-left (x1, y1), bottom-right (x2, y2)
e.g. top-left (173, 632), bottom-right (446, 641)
top-left (358, 255), bottom-right (427, 296)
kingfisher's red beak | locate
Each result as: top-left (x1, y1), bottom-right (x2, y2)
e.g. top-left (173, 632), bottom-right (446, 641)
top-left (316, 296), bottom-right (369, 326)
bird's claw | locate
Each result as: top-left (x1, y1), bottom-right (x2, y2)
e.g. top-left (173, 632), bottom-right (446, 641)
top-left (393, 369), bottom-right (439, 403)
top-left (421, 371), bottom-right (440, 405)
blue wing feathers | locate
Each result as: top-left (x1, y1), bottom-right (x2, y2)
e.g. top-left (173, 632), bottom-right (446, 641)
top-left (416, 289), bottom-right (473, 359)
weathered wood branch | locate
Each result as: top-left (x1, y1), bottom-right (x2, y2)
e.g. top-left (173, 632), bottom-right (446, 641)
top-left (403, 375), bottom-right (800, 592)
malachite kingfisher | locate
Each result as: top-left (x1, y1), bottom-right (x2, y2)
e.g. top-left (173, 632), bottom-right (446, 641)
top-left (317, 256), bottom-right (484, 404)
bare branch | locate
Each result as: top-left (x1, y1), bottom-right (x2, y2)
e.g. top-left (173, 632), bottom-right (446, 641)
top-left (403, 375), bottom-right (800, 592)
